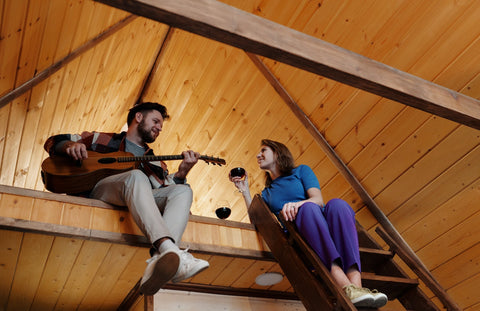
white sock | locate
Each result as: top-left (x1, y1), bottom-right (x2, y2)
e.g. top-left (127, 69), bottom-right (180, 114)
top-left (158, 239), bottom-right (178, 254)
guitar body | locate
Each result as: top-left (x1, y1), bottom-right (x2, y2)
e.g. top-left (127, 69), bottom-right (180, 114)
top-left (41, 151), bottom-right (137, 194)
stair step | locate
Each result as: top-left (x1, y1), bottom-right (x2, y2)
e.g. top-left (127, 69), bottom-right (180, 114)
top-left (359, 247), bottom-right (393, 273)
top-left (361, 272), bottom-right (418, 300)
top-left (248, 197), bottom-right (441, 311)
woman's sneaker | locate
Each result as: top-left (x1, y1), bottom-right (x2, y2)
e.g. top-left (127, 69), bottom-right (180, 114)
top-left (369, 288), bottom-right (388, 308)
top-left (343, 284), bottom-right (375, 308)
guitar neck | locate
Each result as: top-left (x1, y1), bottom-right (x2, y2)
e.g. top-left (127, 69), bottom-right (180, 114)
top-left (117, 155), bottom-right (184, 162)
top-left (116, 154), bottom-right (225, 165)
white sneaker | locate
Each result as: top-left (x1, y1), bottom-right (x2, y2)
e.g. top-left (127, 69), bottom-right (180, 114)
top-left (343, 284), bottom-right (375, 308)
top-left (139, 250), bottom-right (180, 295)
top-left (370, 289), bottom-right (388, 308)
top-left (171, 249), bottom-right (210, 283)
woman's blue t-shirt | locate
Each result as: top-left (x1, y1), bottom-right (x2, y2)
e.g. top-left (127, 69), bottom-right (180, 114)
top-left (261, 164), bottom-right (320, 216)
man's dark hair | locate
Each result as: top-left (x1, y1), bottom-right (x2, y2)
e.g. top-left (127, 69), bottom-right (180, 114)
top-left (127, 102), bottom-right (170, 126)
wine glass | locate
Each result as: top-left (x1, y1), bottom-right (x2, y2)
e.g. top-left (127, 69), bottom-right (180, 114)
top-left (229, 161), bottom-right (246, 180)
top-left (229, 161), bottom-right (246, 195)
top-left (215, 200), bottom-right (231, 219)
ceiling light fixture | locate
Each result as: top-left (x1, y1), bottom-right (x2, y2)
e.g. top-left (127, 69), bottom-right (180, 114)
top-left (255, 272), bottom-right (284, 286)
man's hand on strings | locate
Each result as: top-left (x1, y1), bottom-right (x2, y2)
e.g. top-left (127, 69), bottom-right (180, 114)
top-left (176, 150), bottom-right (200, 179)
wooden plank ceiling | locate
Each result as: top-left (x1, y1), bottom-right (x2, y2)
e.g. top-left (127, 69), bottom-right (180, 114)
top-left (0, 0), bottom-right (479, 310)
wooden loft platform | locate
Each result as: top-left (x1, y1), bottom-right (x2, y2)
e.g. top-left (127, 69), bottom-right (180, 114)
top-left (0, 185), bottom-right (296, 310)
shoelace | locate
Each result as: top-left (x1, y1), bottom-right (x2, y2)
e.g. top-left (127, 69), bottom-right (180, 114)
top-left (363, 287), bottom-right (383, 295)
top-left (179, 248), bottom-right (197, 263)
top-left (343, 284), bottom-right (358, 296)
top-left (344, 285), bottom-right (372, 298)
top-left (146, 248), bottom-right (197, 265)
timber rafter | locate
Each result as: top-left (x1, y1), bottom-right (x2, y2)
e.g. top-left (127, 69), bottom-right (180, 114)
top-left (95, 0), bottom-right (480, 130)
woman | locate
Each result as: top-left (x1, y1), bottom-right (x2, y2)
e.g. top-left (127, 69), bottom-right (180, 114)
top-left (230, 139), bottom-right (387, 308)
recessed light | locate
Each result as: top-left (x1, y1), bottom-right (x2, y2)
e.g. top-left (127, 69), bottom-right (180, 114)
top-left (255, 272), bottom-right (283, 286)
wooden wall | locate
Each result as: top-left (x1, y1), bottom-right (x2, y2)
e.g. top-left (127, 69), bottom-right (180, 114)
top-left (1, 0), bottom-right (479, 309)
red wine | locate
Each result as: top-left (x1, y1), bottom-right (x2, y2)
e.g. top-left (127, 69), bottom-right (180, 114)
top-left (230, 167), bottom-right (246, 178)
top-left (215, 207), bottom-right (231, 219)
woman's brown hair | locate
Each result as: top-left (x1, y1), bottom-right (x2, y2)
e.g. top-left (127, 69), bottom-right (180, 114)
top-left (261, 139), bottom-right (295, 187)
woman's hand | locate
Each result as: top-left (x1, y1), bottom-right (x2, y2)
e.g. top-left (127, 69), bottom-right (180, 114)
top-left (229, 171), bottom-right (249, 193)
top-left (229, 171), bottom-right (253, 207)
top-left (281, 201), bottom-right (302, 221)
top-left (281, 188), bottom-right (324, 221)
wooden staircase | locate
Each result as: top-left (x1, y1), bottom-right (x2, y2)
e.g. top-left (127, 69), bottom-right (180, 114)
top-left (248, 195), bottom-right (441, 310)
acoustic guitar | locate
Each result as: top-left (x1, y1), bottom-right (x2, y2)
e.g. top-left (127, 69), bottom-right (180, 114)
top-left (41, 150), bottom-right (226, 194)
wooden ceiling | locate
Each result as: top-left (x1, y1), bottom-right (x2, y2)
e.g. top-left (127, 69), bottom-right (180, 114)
top-left (1, 0), bottom-right (479, 310)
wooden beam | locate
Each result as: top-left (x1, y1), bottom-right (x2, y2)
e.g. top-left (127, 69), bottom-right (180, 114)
top-left (94, 0), bottom-right (480, 130)
top-left (247, 53), bottom-right (461, 311)
top-left (118, 279), bottom-right (142, 311)
top-left (137, 26), bottom-right (175, 102)
top-left (376, 226), bottom-right (461, 311)
top-left (0, 216), bottom-right (150, 246)
top-left (0, 15), bottom-right (137, 109)
top-left (0, 216), bottom-right (271, 260)
top-left (246, 52), bottom-right (388, 221)
top-left (0, 184), bottom-right (122, 210)
top-left (248, 196), bottom-right (341, 311)
top-left (0, 185), bottom-right (256, 230)
top-left (163, 282), bottom-right (299, 300)
top-left (144, 295), bottom-right (153, 311)
top-left (117, 271), bottom-right (299, 311)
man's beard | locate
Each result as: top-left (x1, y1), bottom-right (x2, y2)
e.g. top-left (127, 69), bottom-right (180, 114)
top-left (138, 119), bottom-right (156, 143)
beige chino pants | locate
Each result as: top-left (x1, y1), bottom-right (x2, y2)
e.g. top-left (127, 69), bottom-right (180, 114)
top-left (90, 169), bottom-right (192, 245)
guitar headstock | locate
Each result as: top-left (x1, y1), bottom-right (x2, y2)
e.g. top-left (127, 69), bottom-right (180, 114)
top-left (200, 155), bottom-right (226, 166)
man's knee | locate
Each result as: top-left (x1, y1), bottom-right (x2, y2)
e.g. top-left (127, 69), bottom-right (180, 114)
top-left (124, 169), bottom-right (150, 186)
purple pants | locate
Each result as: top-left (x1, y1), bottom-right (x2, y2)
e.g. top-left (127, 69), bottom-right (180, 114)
top-left (295, 198), bottom-right (361, 272)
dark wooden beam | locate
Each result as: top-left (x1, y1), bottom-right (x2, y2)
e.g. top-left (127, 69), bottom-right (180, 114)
top-left (246, 52), bottom-right (461, 311)
top-left (376, 226), bottom-right (461, 311)
top-left (94, 0), bottom-right (480, 130)
top-left (144, 295), bottom-right (153, 311)
top-left (164, 282), bottom-right (299, 300)
top-left (0, 15), bottom-right (137, 109)
top-left (248, 196), bottom-right (342, 310)
top-left (137, 26), bottom-right (175, 103)
top-left (117, 274), bottom-right (300, 311)
top-left (117, 279), bottom-right (142, 311)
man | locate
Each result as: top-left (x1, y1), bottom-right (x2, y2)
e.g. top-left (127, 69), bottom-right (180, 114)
top-left (44, 102), bottom-right (209, 295)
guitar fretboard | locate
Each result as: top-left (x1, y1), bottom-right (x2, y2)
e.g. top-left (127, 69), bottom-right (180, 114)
top-left (114, 154), bottom-right (225, 165)
top-left (117, 155), bottom-right (184, 162)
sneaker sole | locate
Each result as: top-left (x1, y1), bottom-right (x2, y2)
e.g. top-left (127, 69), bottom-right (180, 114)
top-left (373, 295), bottom-right (388, 308)
top-left (351, 296), bottom-right (375, 308)
top-left (140, 252), bottom-right (180, 295)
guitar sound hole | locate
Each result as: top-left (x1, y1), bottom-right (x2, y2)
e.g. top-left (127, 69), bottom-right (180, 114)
top-left (98, 157), bottom-right (117, 164)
